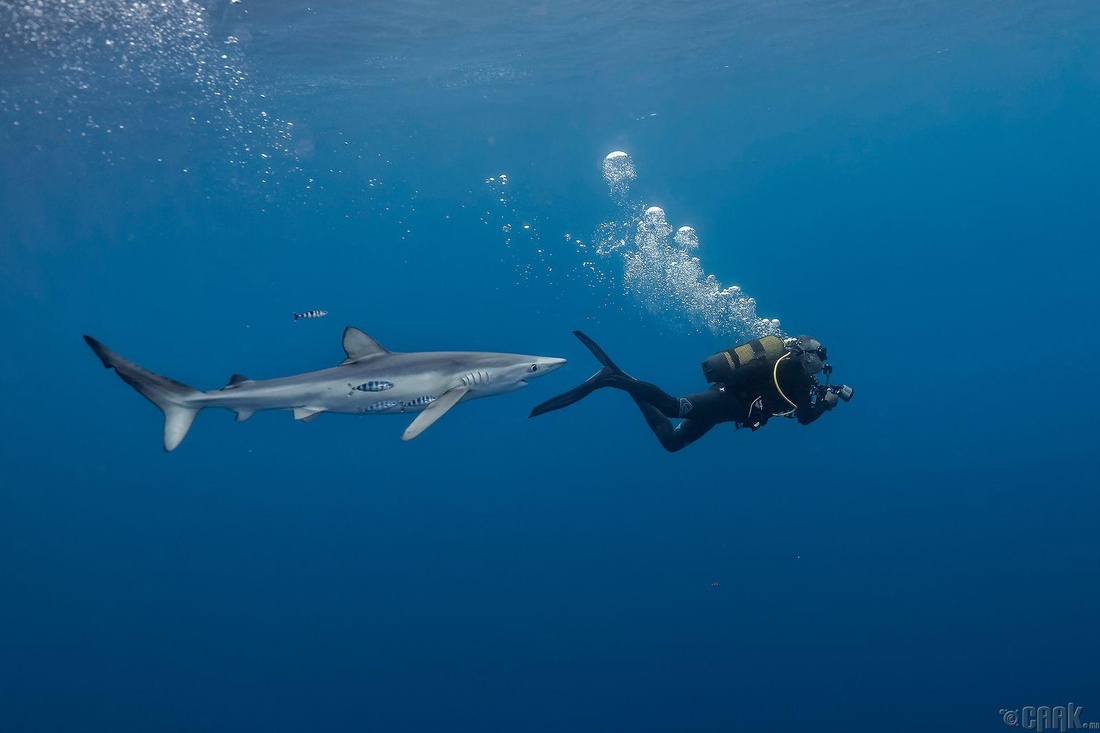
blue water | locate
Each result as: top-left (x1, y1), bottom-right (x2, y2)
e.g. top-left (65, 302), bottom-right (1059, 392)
top-left (2, 1), bottom-right (1099, 730)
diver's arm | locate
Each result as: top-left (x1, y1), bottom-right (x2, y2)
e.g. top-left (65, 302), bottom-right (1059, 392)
top-left (797, 384), bottom-right (851, 425)
top-left (794, 381), bottom-right (835, 425)
top-left (796, 399), bottom-right (830, 426)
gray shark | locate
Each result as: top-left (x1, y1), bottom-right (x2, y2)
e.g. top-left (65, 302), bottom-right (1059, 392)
top-left (84, 327), bottom-right (567, 451)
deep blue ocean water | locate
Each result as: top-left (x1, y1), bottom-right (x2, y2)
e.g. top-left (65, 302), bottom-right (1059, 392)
top-left (2, 1), bottom-right (1099, 730)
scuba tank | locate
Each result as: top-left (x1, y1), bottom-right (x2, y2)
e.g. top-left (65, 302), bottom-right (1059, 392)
top-left (701, 335), bottom-right (787, 383)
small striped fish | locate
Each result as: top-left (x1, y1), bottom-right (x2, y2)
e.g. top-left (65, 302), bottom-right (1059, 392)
top-left (404, 395), bottom-right (436, 409)
top-left (293, 309), bottom-right (328, 321)
top-left (365, 400), bottom-right (399, 412)
top-left (350, 380), bottom-right (393, 393)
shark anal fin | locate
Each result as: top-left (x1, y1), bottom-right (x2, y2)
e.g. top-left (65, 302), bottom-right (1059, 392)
top-left (236, 409), bottom-right (256, 422)
top-left (293, 406), bottom-right (326, 422)
top-left (340, 327), bottom-right (390, 365)
top-left (222, 374), bottom-right (251, 390)
top-left (401, 386), bottom-right (469, 441)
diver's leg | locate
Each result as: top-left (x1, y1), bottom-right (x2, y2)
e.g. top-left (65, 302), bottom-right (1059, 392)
top-left (600, 373), bottom-right (683, 417)
top-left (610, 382), bottom-right (733, 421)
top-left (631, 397), bottom-right (716, 452)
top-left (628, 385), bottom-right (733, 450)
top-left (532, 371), bottom-right (726, 421)
top-left (530, 331), bottom-right (714, 420)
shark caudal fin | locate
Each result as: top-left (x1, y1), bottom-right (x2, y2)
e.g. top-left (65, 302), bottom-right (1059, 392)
top-left (83, 335), bottom-right (204, 451)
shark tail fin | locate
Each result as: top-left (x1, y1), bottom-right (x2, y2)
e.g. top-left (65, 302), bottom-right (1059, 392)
top-left (83, 335), bottom-right (204, 452)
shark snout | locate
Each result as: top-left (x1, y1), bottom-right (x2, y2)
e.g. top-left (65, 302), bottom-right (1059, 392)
top-left (542, 357), bottom-right (567, 373)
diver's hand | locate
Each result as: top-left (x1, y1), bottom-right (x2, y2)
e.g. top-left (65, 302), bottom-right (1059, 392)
top-left (822, 384), bottom-right (853, 410)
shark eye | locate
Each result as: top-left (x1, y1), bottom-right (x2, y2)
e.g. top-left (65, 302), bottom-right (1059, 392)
top-left (529, 364), bottom-right (538, 372)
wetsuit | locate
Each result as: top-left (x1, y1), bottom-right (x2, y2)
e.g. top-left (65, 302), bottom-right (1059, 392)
top-left (530, 332), bottom-right (833, 453)
top-left (609, 356), bottom-right (830, 452)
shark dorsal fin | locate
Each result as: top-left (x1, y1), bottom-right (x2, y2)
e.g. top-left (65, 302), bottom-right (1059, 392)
top-left (222, 373), bottom-right (251, 390)
top-left (341, 326), bottom-right (389, 364)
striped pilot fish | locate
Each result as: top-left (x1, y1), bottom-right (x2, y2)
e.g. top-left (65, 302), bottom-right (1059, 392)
top-left (349, 380), bottom-right (394, 395)
top-left (404, 395), bottom-right (436, 409)
top-left (364, 400), bottom-right (400, 412)
top-left (293, 309), bottom-right (328, 321)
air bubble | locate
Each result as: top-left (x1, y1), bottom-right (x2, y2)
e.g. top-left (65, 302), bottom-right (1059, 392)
top-left (593, 152), bottom-right (783, 339)
top-left (602, 151), bottom-right (637, 200)
top-left (674, 226), bottom-right (699, 251)
top-left (1, 0), bottom-right (293, 173)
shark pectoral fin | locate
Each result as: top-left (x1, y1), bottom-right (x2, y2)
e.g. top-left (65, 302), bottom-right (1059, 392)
top-left (401, 386), bottom-right (469, 441)
top-left (235, 409), bottom-right (256, 422)
top-left (293, 406), bottom-right (326, 422)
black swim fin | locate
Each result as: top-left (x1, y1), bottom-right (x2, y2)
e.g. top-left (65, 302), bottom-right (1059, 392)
top-left (529, 366), bottom-right (617, 417)
top-left (571, 330), bottom-right (629, 377)
top-left (529, 332), bottom-right (627, 418)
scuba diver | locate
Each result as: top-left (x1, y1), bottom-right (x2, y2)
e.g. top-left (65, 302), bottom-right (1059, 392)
top-left (529, 331), bottom-right (854, 452)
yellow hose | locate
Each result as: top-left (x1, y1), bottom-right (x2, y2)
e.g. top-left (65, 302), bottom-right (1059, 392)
top-left (773, 352), bottom-right (797, 416)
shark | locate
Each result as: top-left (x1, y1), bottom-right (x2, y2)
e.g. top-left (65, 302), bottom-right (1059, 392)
top-left (84, 327), bottom-right (567, 451)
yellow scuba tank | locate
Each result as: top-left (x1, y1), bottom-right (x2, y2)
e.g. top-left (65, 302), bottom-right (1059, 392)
top-left (701, 335), bottom-right (787, 383)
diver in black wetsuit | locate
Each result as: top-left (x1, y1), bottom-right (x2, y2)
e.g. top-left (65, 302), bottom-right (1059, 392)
top-left (529, 331), bottom-right (853, 452)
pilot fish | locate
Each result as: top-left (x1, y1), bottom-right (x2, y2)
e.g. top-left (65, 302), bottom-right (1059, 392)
top-left (293, 309), bottom-right (328, 321)
top-left (349, 380), bottom-right (394, 394)
top-left (404, 395), bottom-right (436, 409)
